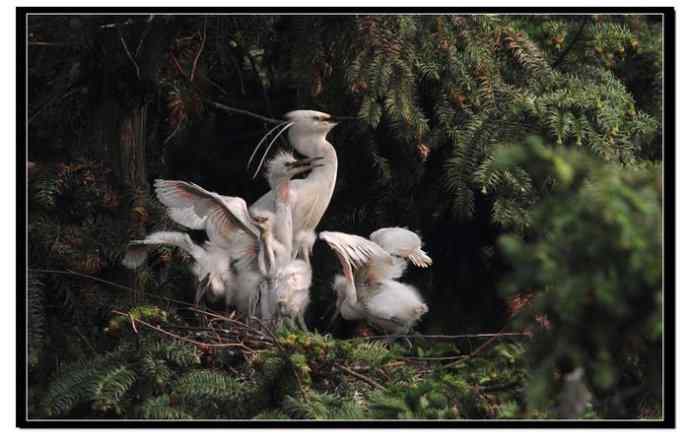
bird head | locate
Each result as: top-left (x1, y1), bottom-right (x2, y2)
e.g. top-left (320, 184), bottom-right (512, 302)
top-left (265, 151), bottom-right (324, 188)
top-left (284, 110), bottom-right (339, 134)
top-left (248, 110), bottom-right (341, 179)
top-left (284, 110), bottom-right (341, 157)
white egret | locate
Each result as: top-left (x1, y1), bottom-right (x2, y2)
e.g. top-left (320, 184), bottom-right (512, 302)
top-left (253, 152), bottom-right (318, 328)
top-left (132, 154), bottom-right (319, 315)
top-left (122, 231), bottom-right (234, 307)
top-left (320, 228), bottom-right (432, 334)
top-left (250, 110), bottom-right (340, 260)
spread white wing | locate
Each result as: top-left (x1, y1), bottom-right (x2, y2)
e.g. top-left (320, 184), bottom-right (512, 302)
top-left (154, 179), bottom-right (260, 247)
top-left (369, 227), bottom-right (432, 268)
top-left (320, 231), bottom-right (390, 268)
top-left (319, 231), bottom-right (394, 284)
top-left (122, 231), bottom-right (202, 269)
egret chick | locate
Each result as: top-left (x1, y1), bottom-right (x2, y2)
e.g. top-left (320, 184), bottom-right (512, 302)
top-left (320, 229), bottom-right (432, 334)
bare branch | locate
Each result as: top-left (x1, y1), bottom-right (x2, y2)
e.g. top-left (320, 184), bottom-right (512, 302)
top-left (118, 27), bottom-right (140, 79)
top-left (190, 17), bottom-right (207, 82)
top-left (28, 268), bottom-right (196, 307)
top-left (206, 100), bottom-right (282, 124)
top-left (335, 363), bottom-right (386, 390)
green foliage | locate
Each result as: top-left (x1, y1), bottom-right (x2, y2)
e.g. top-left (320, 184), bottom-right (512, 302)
top-left (368, 343), bottom-right (529, 419)
top-left (494, 137), bottom-right (662, 418)
top-left (283, 391), bottom-right (366, 419)
top-left (136, 395), bottom-right (193, 419)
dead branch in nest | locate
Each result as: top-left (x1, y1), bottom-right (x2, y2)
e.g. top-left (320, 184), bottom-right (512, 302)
top-left (112, 310), bottom-right (249, 350)
top-left (335, 363), bottom-right (386, 391)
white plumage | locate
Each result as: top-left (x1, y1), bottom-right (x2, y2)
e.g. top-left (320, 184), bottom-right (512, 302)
top-left (124, 110), bottom-right (354, 332)
top-left (122, 231), bottom-right (235, 306)
top-left (250, 110), bottom-right (339, 259)
top-left (320, 228), bottom-right (432, 334)
top-left (253, 152), bottom-right (319, 328)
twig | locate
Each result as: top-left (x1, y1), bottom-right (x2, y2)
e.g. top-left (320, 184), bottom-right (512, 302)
top-left (28, 42), bottom-right (71, 47)
top-left (28, 268), bottom-right (196, 307)
top-left (118, 27), bottom-right (140, 79)
top-left (198, 71), bottom-right (229, 96)
top-left (170, 52), bottom-right (187, 78)
top-left (163, 121), bottom-right (184, 145)
top-left (206, 100), bottom-right (282, 124)
top-left (358, 332), bottom-right (530, 341)
top-left (112, 310), bottom-right (246, 349)
top-left (190, 17), bottom-right (207, 82)
top-left (335, 363), bottom-right (386, 391)
top-left (29, 88), bottom-right (79, 125)
top-left (442, 300), bottom-right (537, 368)
top-left (100, 19), bottom-right (135, 29)
top-left (72, 326), bottom-right (97, 354)
top-left (478, 380), bottom-right (523, 393)
top-left (402, 355), bottom-right (468, 362)
top-left (129, 313), bottom-right (139, 334)
top-left (135, 15), bottom-right (155, 57)
top-left (552, 16), bottom-right (589, 68)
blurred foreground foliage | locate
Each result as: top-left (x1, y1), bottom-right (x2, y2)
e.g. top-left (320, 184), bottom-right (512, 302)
top-left (495, 137), bottom-right (662, 418)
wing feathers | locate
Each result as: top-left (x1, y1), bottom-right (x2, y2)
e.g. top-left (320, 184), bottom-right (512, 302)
top-left (319, 231), bottom-right (390, 272)
top-left (154, 179), bottom-right (259, 244)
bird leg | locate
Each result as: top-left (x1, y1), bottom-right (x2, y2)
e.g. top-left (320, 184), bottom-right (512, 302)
top-left (297, 314), bottom-right (309, 332)
top-left (195, 273), bottom-right (211, 307)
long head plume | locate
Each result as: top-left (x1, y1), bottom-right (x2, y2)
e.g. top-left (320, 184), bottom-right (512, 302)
top-left (246, 120), bottom-right (289, 173)
top-left (249, 121), bottom-right (295, 180)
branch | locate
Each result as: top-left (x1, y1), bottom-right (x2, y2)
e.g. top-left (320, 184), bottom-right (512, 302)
top-left (135, 15), bottom-right (156, 57)
top-left (206, 100), bottom-right (283, 124)
top-left (358, 332), bottom-right (531, 341)
top-left (190, 17), bottom-right (207, 82)
top-left (28, 268), bottom-right (196, 307)
top-left (335, 363), bottom-right (386, 390)
top-left (163, 120), bottom-right (184, 145)
top-left (118, 27), bottom-right (140, 79)
top-left (29, 88), bottom-right (79, 125)
top-left (112, 310), bottom-right (246, 349)
top-left (28, 42), bottom-right (72, 47)
top-left (100, 19), bottom-right (135, 29)
top-left (552, 17), bottom-right (589, 68)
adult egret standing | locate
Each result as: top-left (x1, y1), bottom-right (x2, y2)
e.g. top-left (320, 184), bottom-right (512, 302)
top-left (249, 110), bottom-right (340, 261)
top-left (320, 228), bottom-right (432, 334)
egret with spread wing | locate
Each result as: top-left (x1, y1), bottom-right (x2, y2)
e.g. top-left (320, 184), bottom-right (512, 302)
top-left (122, 231), bottom-right (234, 307)
top-left (320, 228), bottom-right (432, 334)
top-left (129, 154), bottom-right (320, 315)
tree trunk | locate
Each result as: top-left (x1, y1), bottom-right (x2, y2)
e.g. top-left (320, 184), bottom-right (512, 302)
top-left (119, 105), bottom-right (149, 303)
